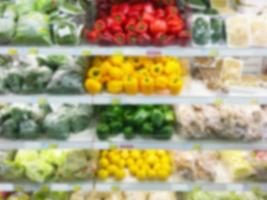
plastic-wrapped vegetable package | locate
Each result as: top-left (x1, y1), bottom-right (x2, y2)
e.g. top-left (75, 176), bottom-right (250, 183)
top-left (210, 15), bottom-right (225, 44)
top-left (0, 3), bottom-right (16, 44)
top-left (172, 151), bottom-right (218, 181)
top-left (14, 12), bottom-right (52, 45)
top-left (21, 66), bottom-right (53, 93)
top-left (226, 15), bottom-right (251, 48)
top-left (0, 149), bottom-right (97, 183)
top-left (52, 18), bottom-right (80, 45)
top-left (0, 104), bottom-right (42, 139)
top-left (250, 15), bottom-right (267, 47)
top-left (192, 15), bottom-right (210, 46)
top-left (43, 104), bottom-right (93, 139)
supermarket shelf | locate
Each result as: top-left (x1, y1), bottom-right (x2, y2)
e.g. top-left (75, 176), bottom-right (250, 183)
top-left (95, 182), bottom-right (267, 192)
top-left (1, 45), bottom-right (267, 57)
top-left (0, 94), bottom-right (266, 105)
top-left (1, 138), bottom-right (267, 150)
top-left (0, 182), bottom-right (93, 192)
top-left (93, 140), bottom-right (267, 151)
top-left (0, 182), bottom-right (266, 192)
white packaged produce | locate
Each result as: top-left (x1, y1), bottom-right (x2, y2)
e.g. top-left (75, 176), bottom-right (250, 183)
top-left (122, 192), bottom-right (148, 200)
top-left (175, 105), bottom-right (265, 141)
top-left (220, 57), bottom-right (244, 83)
top-left (250, 16), bottom-right (267, 47)
top-left (148, 192), bottom-right (176, 200)
top-left (226, 15), bottom-right (251, 48)
top-left (172, 151), bottom-right (218, 181)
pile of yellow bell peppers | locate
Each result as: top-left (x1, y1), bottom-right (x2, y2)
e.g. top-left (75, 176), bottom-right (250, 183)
top-left (84, 55), bottom-right (186, 95)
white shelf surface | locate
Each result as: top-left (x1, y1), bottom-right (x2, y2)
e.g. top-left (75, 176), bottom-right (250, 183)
top-left (0, 182), bottom-right (93, 192)
top-left (0, 81), bottom-right (266, 105)
top-left (0, 181), bottom-right (266, 192)
top-left (1, 133), bottom-right (267, 150)
top-left (1, 45), bottom-right (267, 57)
top-left (95, 182), bottom-right (267, 192)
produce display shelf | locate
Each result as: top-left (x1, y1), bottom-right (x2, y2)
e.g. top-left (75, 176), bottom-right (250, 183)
top-left (1, 139), bottom-right (267, 150)
top-left (0, 182), bottom-right (93, 192)
top-left (1, 46), bottom-right (267, 57)
top-left (95, 182), bottom-right (267, 192)
top-left (0, 182), bottom-right (266, 192)
top-left (0, 94), bottom-right (266, 105)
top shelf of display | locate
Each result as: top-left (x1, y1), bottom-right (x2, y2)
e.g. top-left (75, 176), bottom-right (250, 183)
top-left (1, 0), bottom-right (267, 53)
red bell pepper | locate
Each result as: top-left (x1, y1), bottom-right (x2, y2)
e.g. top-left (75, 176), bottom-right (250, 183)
top-left (94, 19), bottom-right (106, 31)
top-left (143, 2), bottom-right (154, 14)
top-left (135, 21), bottom-right (148, 34)
top-left (155, 8), bottom-right (165, 18)
top-left (87, 30), bottom-right (100, 43)
top-left (119, 3), bottom-right (130, 14)
top-left (99, 31), bottom-right (113, 45)
top-left (112, 12), bottom-right (126, 24)
top-left (113, 32), bottom-right (126, 45)
top-left (137, 33), bottom-right (151, 45)
top-left (111, 24), bottom-right (123, 33)
top-left (165, 5), bottom-right (179, 16)
top-left (127, 32), bottom-right (138, 45)
top-left (125, 19), bottom-right (136, 32)
top-left (142, 12), bottom-right (154, 23)
top-left (167, 17), bottom-right (184, 34)
top-left (150, 19), bottom-right (167, 34)
top-left (154, 33), bottom-right (175, 46)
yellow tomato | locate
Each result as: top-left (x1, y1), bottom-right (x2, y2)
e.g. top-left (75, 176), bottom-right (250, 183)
top-left (99, 158), bottom-right (109, 168)
top-left (114, 169), bottom-right (126, 181)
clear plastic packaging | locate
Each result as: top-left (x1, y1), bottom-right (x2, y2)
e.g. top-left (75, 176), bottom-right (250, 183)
top-left (251, 15), bottom-right (267, 47)
top-left (226, 15), bottom-right (251, 48)
top-left (14, 12), bottom-right (52, 45)
top-left (192, 14), bottom-right (210, 46)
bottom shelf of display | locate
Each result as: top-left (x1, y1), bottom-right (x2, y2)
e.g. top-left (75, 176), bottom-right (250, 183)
top-left (1, 182), bottom-right (267, 192)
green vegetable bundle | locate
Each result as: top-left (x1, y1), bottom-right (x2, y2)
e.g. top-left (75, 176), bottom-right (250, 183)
top-left (43, 104), bottom-right (93, 139)
top-left (96, 105), bottom-right (176, 140)
top-left (0, 149), bottom-right (97, 183)
top-left (0, 105), bottom-right (42, 139)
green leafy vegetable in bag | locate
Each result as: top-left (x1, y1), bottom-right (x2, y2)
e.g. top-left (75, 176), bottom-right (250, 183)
top-left (14, 12), bottom-right (52, 45)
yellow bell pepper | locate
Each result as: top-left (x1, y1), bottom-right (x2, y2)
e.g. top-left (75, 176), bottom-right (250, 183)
top-left (140, 77), bottom-right (154, 95)
top-left (150, 63), bottom-right (163, 77)
top-left (168, 76), bottom-right (183, 95)
top-left (110, 54), bottom-right (124, 65)
top-left (107, 80), bottom-right (123, 94)
top-left (100, 61), bottom-right (112, 75)
top-left (109, 67), bottom-right (123, 79)
top-left (87, 67), bottom-right (102, 80)
top-left (165, 60), bottom-right (182, 76)
top-left (155, 76), bottom-right (168, 91)
top-left (84, 79), bottom-right (102, 94)
top-left (123, 76), bottom-right (139, 95)
top-left (122, 62), bottom-right (134, 75)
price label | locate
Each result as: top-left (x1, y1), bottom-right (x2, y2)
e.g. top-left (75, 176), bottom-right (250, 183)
top-left (193, 144), bottom-right (202, 151)
top-left (111, 98), bottom-right (121, 105)
top-left (51, 184), bottom-right (72, 191)
top-left (0, 184), bottom-right (14, 191)
top-left (226, 184), bottom-right (244, 191)
top-left (82, 50), bottom-right (91, 57)
top-left (38, 98), bottom-right (48, 106)
top-left (250, 99), bottom-right (259, 105)
top-left (48, 143), bottom-right (59, 149)
top-left (72, 185), bottom-right (81, 192)
top-left (214, 98), bottom-right (223, 105)
top-left (28, 48), bottom-right (38, 55)
top-left (111, 185), bottom-right (120, 191)
top-left (7, 48), bottom-right (18, 56)
top-left (146, 50), bottom-right (162, 57)
top-left (109, 144), bottom-right (118, 150)
top-left (24, 142), bottom-right (41, 149)
top-left (119, 144), bottom-right (134, 149)
top-left (113, 50), bottom-right (123, 56)
top-left (208, 48), bottom-right (219, 57)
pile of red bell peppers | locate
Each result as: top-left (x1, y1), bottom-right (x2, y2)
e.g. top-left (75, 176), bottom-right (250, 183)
top-left (85, 0), bottom-right (190, 46)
